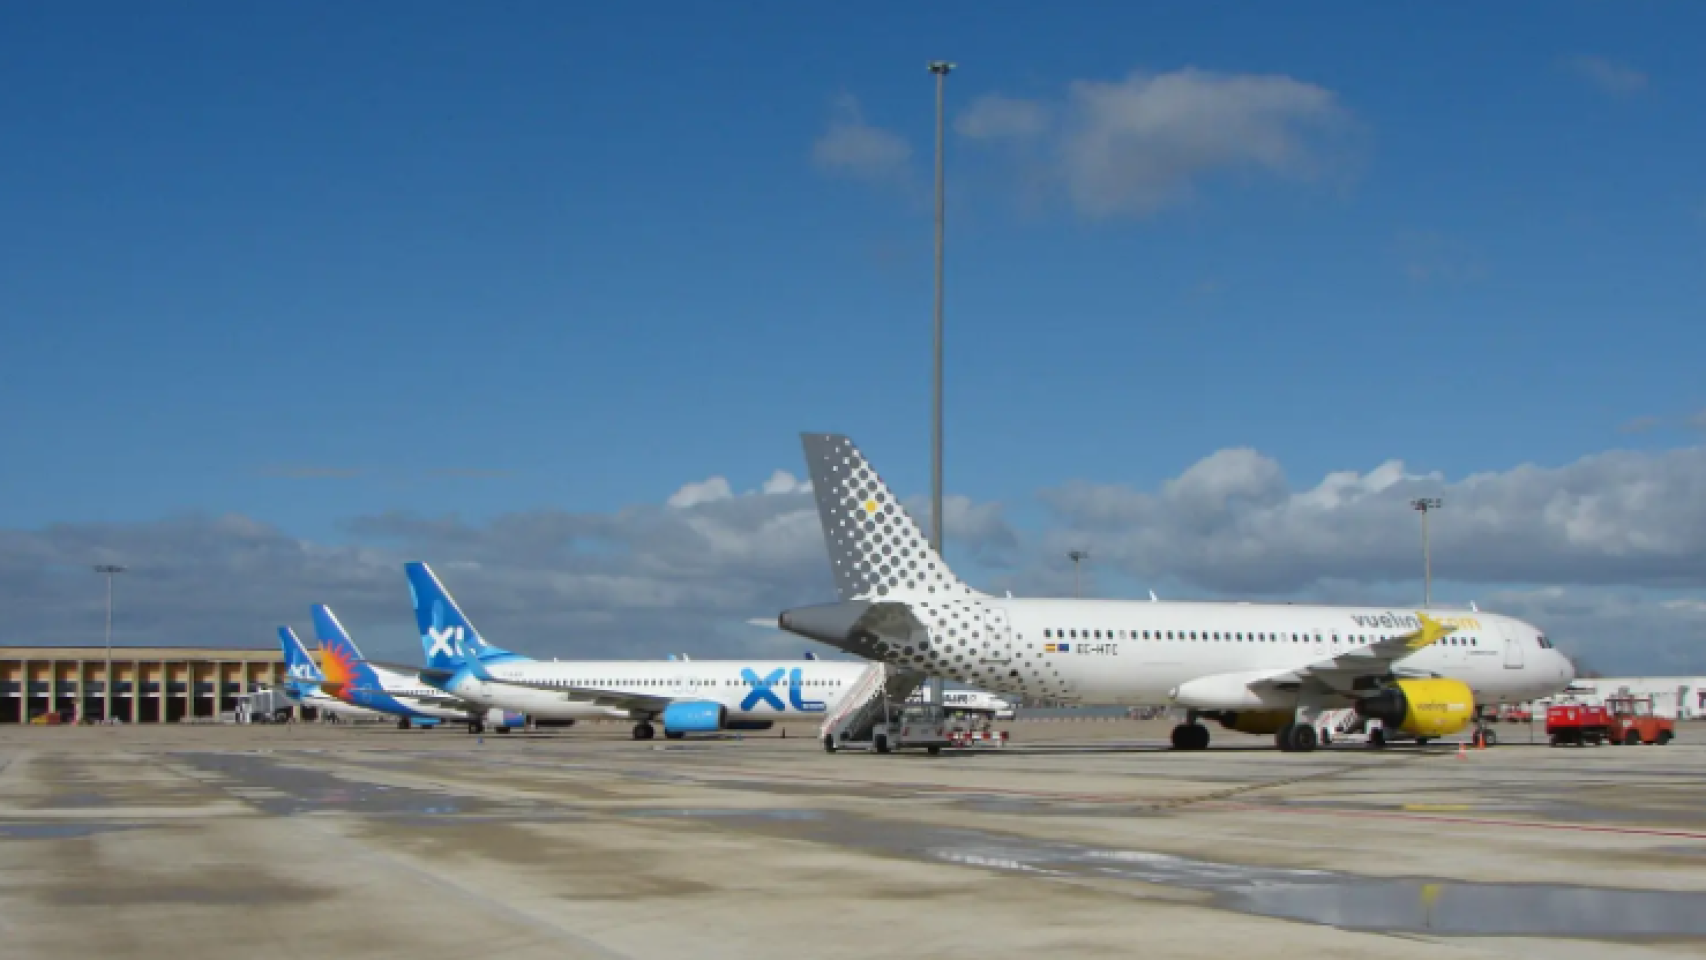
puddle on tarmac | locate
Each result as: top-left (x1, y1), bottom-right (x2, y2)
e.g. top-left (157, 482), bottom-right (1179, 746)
top-left (934, 837), bottom-right (1706, 937)
top-left (0, 823), bottom-right (141, 839)
top-left (628, 808), bottom-right (1706, 938)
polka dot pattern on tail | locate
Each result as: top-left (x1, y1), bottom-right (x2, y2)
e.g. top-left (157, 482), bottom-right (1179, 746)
top-left (799, 433), bottom-right (976, 603)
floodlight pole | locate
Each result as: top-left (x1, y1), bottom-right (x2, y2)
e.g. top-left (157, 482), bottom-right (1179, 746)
top-left (93, 565), bottom-right (126, 723)
top-left (928, 59), bottom-right (954, 714)
top-left (1068, 550), bottom-right (1090, 598)
top-left (1409, 499), bottom-right (1442, 607)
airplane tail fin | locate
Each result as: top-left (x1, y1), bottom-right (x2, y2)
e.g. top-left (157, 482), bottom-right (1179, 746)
top-left (277, 626), bottom-right (323, 684)
top-left (310, 604), bottom-right (373, 687)
top-left (404, 561), bottom-right (521, 671)
top-left (798, 433), bottom-right (979, 602)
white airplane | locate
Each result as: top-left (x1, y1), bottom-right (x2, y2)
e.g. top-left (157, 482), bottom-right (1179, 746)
top-left (272, 626), bottom-right (388, 723)
top-left (777, 433), bottom-right (1577, 753)
top-left (403, 561), bottom-right (873, 740)
top-left (906, 686), bottom-right (1016, 720)
top-left (311, 604), bottom-right (477, 730)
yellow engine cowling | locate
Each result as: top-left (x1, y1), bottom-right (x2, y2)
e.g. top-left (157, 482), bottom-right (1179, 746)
top-left (1215, 710), bottom-right (1294, 735)
top-left (1354, 679), bottom-right (1475, 737)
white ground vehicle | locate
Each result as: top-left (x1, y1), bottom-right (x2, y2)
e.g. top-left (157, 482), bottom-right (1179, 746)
top-left (872, 703), bottom-right (951, 756)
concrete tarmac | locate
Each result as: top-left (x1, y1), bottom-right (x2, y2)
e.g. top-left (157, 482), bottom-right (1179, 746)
top-left (1, 720), bottom-right (1704, 959)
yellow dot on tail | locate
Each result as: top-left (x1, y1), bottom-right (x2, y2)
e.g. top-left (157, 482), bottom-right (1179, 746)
top-left (863, 500), bottom-right (878, 513)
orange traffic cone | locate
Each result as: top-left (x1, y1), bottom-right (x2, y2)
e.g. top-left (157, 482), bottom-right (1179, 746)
top-left (1456, 741), bottom-right (1468, 760)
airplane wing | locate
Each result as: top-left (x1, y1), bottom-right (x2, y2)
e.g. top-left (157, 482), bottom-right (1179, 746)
top-left (484, 676), bottom-right (678, 714)
top-left (1249, 612), bottom-right (1460, 696)
top-left (397, 691), bottom-right (477, 708)
top-left (366, 661), bottom-right (455, 683)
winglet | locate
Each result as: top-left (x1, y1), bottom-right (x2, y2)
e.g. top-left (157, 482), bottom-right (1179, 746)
top-left (1407, 612), bottom-right (1458, 650)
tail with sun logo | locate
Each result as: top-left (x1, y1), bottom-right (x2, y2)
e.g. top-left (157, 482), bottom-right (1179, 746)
top-left (798, 433), bottom-right (983, 603)
top-left (310, 604), bottom-right (382, 691)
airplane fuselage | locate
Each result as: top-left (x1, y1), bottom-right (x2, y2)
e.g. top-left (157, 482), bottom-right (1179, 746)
top-left (788, 597), bottom-right (1573, 709)
top-left (437, 659), bottom-right (871, 722)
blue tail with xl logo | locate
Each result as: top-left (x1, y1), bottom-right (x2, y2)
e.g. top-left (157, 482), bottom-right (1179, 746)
top-left (276, 626), bottom-right (323, 695)
top-left (404, 561), bottom-right (524, 673)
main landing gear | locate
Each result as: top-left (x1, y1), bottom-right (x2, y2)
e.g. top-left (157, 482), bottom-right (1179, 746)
top-left (397, 717), bottom-right (412, 731)
top-left (1274, 722), bottom-right (1318, 753)
top-left (632, 722), bottom-right (655, 741)
top-left (467, 718), bottom-right (485, 735)
top-left (1170, 722), bottom-right (1210, 750)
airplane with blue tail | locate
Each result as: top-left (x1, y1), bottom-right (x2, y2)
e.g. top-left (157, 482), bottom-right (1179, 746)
top-left (402, 561), bottom-right (870, 739)
top-left (312, 603), bottom-right (479, 730)
top-left (272, 625), bottom-right (388, 722)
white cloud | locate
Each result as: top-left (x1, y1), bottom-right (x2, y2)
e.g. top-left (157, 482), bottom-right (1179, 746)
top-left (12, 444), bottom-right (1706, 674)
top-left (1567, 56), bottom-right (1649, 96)
top-left (958, 68), bottom-right (1346, 219)
top-left (1041, 444), bottom-right (1706, 595)
top-left (666, 476), bottom-right (734, 508)
top-left (1, 468), bottom-right (1013, 664)
top-left (760, 469), bottom-right (809, 495)
top-left (811, 94), bottom-right (912, 181)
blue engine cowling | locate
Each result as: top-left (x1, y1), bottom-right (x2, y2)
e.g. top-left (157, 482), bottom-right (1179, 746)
top-left (662, 701), bottom-right (727, 734)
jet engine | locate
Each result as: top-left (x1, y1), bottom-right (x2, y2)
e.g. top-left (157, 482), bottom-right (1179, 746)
top-left (1354, 679), bottom-right (1475, 737)
top-left (1214, 710), bottom-right (1293, 735)
top-left (661, 701), bottom-right (727, 734)
top-left (659, 701), bottom-right (775, 735)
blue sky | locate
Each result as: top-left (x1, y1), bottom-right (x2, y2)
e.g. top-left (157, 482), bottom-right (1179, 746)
top-left (3, 3), bottom-right (1704, 671)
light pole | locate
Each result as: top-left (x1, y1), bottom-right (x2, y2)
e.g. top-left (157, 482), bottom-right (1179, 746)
top-left (927, 59), bottom-right (954, 712)
top-left (93, 564), bottom-right (126, 723)
top-left (1068, 550), bottom-right (1090, 598)
top-left (1409, 499), bottom-right (1441, 607)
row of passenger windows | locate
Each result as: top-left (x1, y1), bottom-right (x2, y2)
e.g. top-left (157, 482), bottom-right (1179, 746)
top-left (1041, 628), bottom-right (1483, 647)
top-left (526, 678), bottom-right (845, 688)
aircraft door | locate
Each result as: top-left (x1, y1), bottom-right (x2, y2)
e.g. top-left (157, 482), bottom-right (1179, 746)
top-left (980, 607), bottom-right (1013, 663)
top-left (1500, 622), bottom-right (1525, 670)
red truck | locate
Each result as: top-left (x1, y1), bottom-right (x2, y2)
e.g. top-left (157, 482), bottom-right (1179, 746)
top-left (1605, 696), bottom-right (1676, 746)
top-left (1546, 703), bottom-right (1609, 746)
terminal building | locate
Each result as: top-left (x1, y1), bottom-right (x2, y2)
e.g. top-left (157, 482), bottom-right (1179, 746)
top-left (0, 645), bottom-right (298, 724)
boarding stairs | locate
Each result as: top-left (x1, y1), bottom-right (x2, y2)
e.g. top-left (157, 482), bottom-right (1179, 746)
top-left (819, 663), bottom-right (924, 751)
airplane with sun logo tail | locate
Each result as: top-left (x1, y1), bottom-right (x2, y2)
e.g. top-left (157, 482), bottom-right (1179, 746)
top-left (777, 433), bottom-right (1577, 753)
top-left (271, 625), bottom-right (389, 722)
top-left (398, 561), bottom-right (873, 740)
top-left (309, 604), bottom-right (479, 730)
